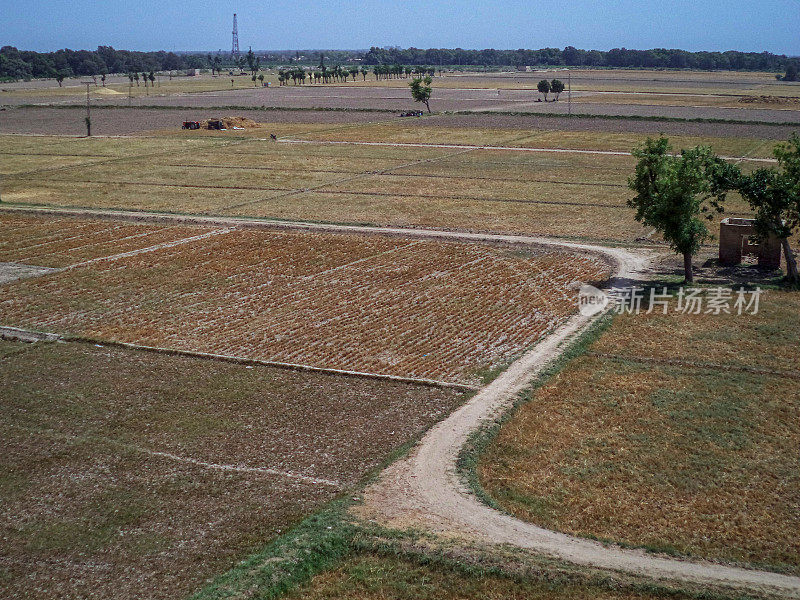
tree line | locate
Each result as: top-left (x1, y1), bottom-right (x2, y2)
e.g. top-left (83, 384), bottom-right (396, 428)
top-left (4, 44), bottom-right (799, 83)
top-left (364, 46), bottom-right (800, 73)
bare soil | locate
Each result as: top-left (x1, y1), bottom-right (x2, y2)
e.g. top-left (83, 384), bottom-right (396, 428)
top-left (0, 341), bottom-right (465, 600)
top-left (2, 105), bottom-right (798, 139)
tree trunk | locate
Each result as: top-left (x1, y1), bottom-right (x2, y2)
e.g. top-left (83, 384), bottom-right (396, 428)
top-left (425, 100), bottom-right (430, 113)
top-left (683, 252), bottom-right (694, 283)
top-left (782, 237), bottom-right (799, 283)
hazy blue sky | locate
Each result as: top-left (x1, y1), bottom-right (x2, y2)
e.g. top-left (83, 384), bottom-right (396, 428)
top-left (5, 0), bottom-right (799, 54)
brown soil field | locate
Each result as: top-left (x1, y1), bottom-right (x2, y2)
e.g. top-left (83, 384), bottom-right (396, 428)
top-left (2, 105), bottom-right (799, 139)
top-left (479, 292), bottom-right (800, 573)
top-left (0, 340), bottom-right (465, 600)
top-left (0, 213), bottom-right (205, 268)
top-left (0, 218), bottom-right (609, 386)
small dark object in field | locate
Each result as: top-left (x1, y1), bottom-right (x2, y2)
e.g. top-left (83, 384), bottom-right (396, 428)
top-left (181, 121), bottom-right (200, 130)
top-left (270, 134), bottom-right (277, 140)
top-left (399, 111), bottom-right (423, 118)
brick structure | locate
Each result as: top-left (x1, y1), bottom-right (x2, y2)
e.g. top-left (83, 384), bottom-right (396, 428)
top-left (718, 218), bottom-right (782, 269)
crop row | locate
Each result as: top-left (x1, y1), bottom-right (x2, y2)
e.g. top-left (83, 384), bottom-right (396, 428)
top-left (0, 214), bottom-right (203, 267)
top-left (0, 228), bottom-right (609, 384)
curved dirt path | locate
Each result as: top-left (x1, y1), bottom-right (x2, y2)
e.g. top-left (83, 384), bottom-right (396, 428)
top-left (4, 205), bottom-right (799, 596)
top-left (355, 244), bottom-right (800, 599)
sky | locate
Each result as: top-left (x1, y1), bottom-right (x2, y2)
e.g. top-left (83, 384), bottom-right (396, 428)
top-left (4, 0), bottom-right (799, 55)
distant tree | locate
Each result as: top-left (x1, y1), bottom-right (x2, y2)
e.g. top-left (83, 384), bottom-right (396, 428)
top-left (349, 66), bottom-right (359, 81)
top-left (735, 135), bottom-right (800, 283)
top-left (100, 73), bottom-right (106, 87)
top-left (360, 66), bottom-right (368, 81)
top-left (373, 66), bottom-right (380, 80)
top-left (628, 137), bottom-right (738, 283)
top-left (246, 47), bottom-right (260, 76)
top-left (550, 79), bottom-right (565, 100)
top-left (258, 73), bottom-right (264, 86)
top-left (133, 72), bottom-right (139, 86)
top-left (148, 71), bottom-right (155, 87)
top-left (55, 72), bottom-right (65, 87)
top-left (783, 63), bottom-right (799, 82)
top-left (537, 79), bottom-right (550, 101)
top-left (409, 75), bottom-right (433, 113)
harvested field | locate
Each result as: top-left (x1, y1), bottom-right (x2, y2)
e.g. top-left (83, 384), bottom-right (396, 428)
top-left (479, 292), bottom-right (800, 573)
top-left (1, 133), bottom-right (763, 242)
top-left (0, 213), bottom-right (205, 268)
top-left (0, 340), bottom-right (465, 600)
top-left (0, 219), bottom-right (610, 385)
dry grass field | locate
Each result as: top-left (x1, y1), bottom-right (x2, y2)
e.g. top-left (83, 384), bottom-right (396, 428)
top-left (0, 340), bottom-right (465, 600)
top-left (285, 553), bottom-right (684, 600)
top-left (479, 291), bottom-right (800, 573)
top-left (0, 127), bottom-right (770, 243)
top-left (0, 215), bottom-right (609, 385)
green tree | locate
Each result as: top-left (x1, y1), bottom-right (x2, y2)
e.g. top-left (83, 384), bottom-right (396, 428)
top-left (360, 66), bottom-right (368, 81)
top-left (349, 66), bottom-right (359, 81)
top-left (148, 71), bottom-right (155, 87)
top-left (782, 63), bottom-right (799, 82)
top-left (100, 73), bottom-right (106, 87)
top-left (550, 79), bottom-right (565, 100)
top-left (55, 72), bottom-right (65, 87)
top-left (258, 73), bottom-right (264, 86)
top-left (409, 75), bottom-right (433, 113)
top-left (537, 79), bottom-right (550, 101)
top-left (628, 137), bottom-right (737, 282)
top-left (736, 135), bottom-right (800, 282)
top-left (133, 72), bottom-right (139, 86)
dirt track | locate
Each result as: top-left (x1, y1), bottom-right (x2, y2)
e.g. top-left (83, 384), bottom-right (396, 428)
top-left (354, 242), bottom-right (800, 598)
top-left (4, 204), bottom-right (799, 597)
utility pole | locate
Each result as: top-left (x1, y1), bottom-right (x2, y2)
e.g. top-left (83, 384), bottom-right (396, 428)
top-left (83, 82), bottom-right (92, 136)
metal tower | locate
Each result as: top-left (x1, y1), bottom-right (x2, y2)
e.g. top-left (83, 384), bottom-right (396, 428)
top-left (231, 13), bottom-right (240, 59)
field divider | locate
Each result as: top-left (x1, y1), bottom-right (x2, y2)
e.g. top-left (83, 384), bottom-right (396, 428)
top-left (0, 324), bottom-right (478, 392)
top-left (5, 420), bottom-right (343, 488)
top-left (274, 138), bottom-right (778, 163)
top-left (220, 145), bottom-right (478, 212)
top-left (158, 162), bottom-right (628, 188)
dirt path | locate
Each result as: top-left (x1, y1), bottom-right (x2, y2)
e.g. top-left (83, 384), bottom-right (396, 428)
top-left (3, 205), bottom-right (799, 596)
top-left (354, 246), bottom-right (800, 598)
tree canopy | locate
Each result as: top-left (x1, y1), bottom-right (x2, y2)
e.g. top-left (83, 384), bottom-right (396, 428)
top-left (628, 137), bottom-right (738, 282)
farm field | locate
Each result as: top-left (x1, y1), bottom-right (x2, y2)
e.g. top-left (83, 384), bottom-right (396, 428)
top-left (0, 213), bottom-right (206, 267)
top-left (478, 291), bottom-right (800, 573)
top-left (0, 339), bottom-right (466, 600)
top-left (0, 127), bottom-right (772, 243)
top-left (4, 69), bottom-right (800, 123)
top-left (284, 553), bottom-right (700, 600)
top-left (0, 214), bottom-right (610, 385)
